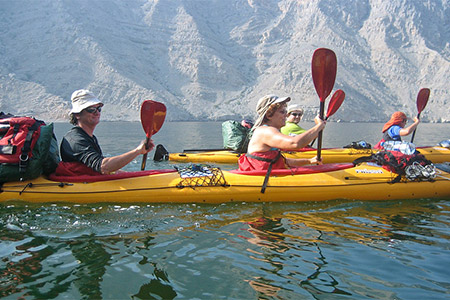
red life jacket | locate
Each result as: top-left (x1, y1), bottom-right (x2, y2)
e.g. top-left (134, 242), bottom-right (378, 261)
top-left (239, 150), bottom-right (286, 193)
top-left (238, 150), bottom-right (286, 171)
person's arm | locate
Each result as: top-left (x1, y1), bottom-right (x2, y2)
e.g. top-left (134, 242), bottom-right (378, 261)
top-left (260, 116), bottom-right (325, 150)
top-left (100, 140), bottom-right (154, 174)
top-left (286, 156), bottom-right (322, 167)
top-left (400, 117), bottom-right (420, 136)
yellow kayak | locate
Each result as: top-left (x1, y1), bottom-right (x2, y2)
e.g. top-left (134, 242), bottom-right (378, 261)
top-left (1, 163), bottom-right (449, 204)
top-left (168, 146), bottom-right (450, 164)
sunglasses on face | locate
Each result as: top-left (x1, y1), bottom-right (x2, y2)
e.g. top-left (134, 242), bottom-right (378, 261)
top-left (290, 113), bottom-right (303, 117)
top-left (84, 106), bottom-right (102, 113)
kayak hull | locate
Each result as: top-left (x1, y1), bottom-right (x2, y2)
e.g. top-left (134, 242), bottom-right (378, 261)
top-left (1, 163), bottom-right (449, 204)
top-left (168, 147), bottom-right (450, 164)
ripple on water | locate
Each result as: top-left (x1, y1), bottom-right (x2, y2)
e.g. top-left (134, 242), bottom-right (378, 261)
top-left (1, 199), bottom-right (449, 299)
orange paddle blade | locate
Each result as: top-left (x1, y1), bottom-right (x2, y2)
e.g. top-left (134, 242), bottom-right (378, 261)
top-left (141, 100), bottom-right (166, 137)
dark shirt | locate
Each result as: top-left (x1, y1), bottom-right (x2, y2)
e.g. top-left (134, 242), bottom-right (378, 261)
top-left (60, 127), bottom-right (104, 172)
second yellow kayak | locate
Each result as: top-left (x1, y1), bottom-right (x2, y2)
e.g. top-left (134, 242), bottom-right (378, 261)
top-left (168, 146), bottom-right (450, 164)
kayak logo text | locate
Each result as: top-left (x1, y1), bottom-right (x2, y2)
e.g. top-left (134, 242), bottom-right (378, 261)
top-left (355, 168), bottom-right (384, 174)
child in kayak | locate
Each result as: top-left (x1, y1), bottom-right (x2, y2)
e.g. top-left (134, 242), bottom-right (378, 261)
top-left (239, 95), bottom-right (325, 171)
top-left (374, 111), bottom-right (420, 149)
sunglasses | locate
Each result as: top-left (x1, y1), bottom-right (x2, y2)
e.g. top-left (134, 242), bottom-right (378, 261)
top-left (84, 106), bottom-right (102, 113)
top-left (290, 113), bottom-right (303, 117)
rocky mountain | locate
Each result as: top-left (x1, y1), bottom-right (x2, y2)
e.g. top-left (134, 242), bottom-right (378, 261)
top-left (0, 0), bottom-right (448, 122)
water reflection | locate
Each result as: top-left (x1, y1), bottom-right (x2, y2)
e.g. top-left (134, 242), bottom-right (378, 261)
top-left (131, 266), bottom-right (177, 300)
top-left (69, 239), bottom-right (110, 298)
top-left (240, 215), bottom-right (353, 298)
top-left (0, 233), bottom-right (52, 297)
top-left (284, 199), bottom-right (450, 247)
top-left (242, 217), bottom-right (289, 298)
top-left (234, 199), bottom-right (449, 298)
top-left (1, 199), bottom-right (449, 299)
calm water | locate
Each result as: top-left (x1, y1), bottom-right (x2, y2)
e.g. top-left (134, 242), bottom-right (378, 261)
top-left (1, 121), bottom-right (449, 299)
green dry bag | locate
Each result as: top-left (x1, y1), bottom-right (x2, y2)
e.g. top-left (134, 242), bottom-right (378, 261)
top-left (222, 120), bottom-right (252, 153)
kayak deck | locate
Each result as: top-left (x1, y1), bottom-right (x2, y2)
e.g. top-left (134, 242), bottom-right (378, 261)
top-left (1, 163), bottom-right (449, 204)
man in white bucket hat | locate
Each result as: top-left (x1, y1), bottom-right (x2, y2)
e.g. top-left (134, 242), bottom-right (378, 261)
top-left (239, 94), bottom-right (325, 172)
top-left (59, 89), bottom-right (154, 175)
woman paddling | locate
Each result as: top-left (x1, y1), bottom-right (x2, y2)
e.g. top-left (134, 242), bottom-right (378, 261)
top-left (238, 95), bottom-right (325, 171)
top-left (374, 111), bottom-right (420, 149)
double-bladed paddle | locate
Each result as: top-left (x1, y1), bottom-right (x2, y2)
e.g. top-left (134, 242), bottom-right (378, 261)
top-left (410, 88), bottom-right (430, 143)
top-left (311, 48), bottom-right (337, 160)
top-left (140, 100), bottom-right (166, 170)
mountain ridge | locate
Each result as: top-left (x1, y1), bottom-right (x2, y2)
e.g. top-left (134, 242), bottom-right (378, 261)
top-left (0, 0), bottom-right (448, 123)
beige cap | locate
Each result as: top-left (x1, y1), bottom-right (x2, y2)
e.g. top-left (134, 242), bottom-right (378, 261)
top-left (253, 95), bottom-right (290, 128)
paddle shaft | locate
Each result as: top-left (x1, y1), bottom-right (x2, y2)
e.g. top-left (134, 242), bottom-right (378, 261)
top-left (316, 102), bottom-right (325, 160)
top-left (410, 88), bottom-right (430, 143)
top-left (410, 112), bottom-right (421, 143)
top-left (310, 114), bottom-right (330, 147)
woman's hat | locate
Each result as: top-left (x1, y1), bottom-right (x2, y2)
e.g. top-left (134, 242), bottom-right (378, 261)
top-left (69, 89), bottom-right (103, 114)
top-left (253, 95), bottom-right (290, 128)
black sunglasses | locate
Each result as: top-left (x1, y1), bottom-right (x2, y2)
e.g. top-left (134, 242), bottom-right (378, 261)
top-left (84, 106), bottom-right (102, 113)
top-left (291, 112), bottom-right (302, 117)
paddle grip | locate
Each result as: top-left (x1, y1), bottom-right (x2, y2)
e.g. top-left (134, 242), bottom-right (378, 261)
top-left (141, 136), bottom-right (151, 171)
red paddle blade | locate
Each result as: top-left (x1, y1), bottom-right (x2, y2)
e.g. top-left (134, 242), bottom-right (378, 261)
top-left (141, 100), bottom-right (166, 137)
top-left (311, 48), bottom-right (337, 102)
top-left (326, 89), bottom-right (345, 119)
top-left (416, 88), bottom-right (430, 114)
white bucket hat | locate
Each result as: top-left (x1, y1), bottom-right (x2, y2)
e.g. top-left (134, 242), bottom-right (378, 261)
top-left (253, 95), bottom-right (290, 128)
top-left (287, 104), bottom-right (304, 115)
top-left (69, 89), bottom-right (103, 114)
